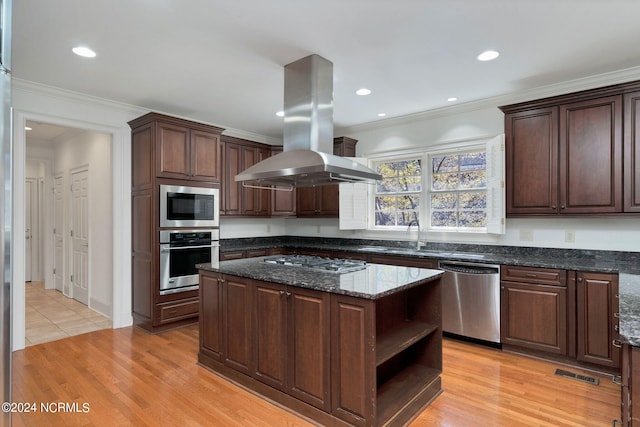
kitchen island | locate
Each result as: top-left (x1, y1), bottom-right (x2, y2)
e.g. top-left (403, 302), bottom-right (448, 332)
top-left (197, 255), bottom-right (443, 427)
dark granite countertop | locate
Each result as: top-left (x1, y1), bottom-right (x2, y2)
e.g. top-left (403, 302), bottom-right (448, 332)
top-left (219, 236), bottom-right (640, 345)
top-left (199, 257), bottom-right (443, 299)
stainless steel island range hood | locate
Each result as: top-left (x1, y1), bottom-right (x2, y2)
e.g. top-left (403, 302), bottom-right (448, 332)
top-left (235, 54), bottom-right (382, 187)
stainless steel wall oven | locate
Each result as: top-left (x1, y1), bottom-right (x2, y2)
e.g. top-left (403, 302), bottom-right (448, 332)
top-left (159, 229), bottom-right (219, 295)
top-left (159, 184), bottom-right (219, 228)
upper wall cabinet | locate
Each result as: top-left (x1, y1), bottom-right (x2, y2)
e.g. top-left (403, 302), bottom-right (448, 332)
top-left (129, 112), bottom-right (224, 186)
top-left (220, 135), bottom-right (271, 217)
top-left (499, 81), bottom-right (640, 217)
top-left (625, 91), bottom-right (640, 212)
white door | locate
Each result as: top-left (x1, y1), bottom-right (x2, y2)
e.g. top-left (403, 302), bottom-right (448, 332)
top-left (70, 169), bottom-right (89, 305)
top-left (53, 174), bottom-right (65, 294)
top-left (25, 179), bottom-right (33, 282)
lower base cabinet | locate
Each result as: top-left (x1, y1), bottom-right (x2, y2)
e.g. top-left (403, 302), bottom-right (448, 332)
top-left (500, 266), bottom-right (620, 371)
top-left (621, 343), bottom-right (640, 426)
top-left (198, 269), bottom-right (443, 426)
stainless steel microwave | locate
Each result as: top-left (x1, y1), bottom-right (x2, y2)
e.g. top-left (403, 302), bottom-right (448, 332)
top-left (159, 184), bottom-right (220, 228)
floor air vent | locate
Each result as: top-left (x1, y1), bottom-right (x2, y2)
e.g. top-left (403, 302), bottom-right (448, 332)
top-left (554, 368), bottom-right (600, 385)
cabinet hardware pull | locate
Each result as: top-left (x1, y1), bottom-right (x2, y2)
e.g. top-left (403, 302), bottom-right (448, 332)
top-left (525, 273), bottom-right (537, 277)
top-left (286, 291), bottom-right (292, 297)
top-left (612, 339), bottom-right (622, 348)
top-left (279, 290), bottom-right (285, 296)
top-left (612, 375), bottom-right (623, 386)
top-left (614, 313), bottom-right (620, 318)
top-left (612, 420), bottom-right (622, 427)
top-left (615, 325), bottom-right (620, 332)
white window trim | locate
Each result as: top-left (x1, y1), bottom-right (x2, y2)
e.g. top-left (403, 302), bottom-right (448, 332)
top-left (365, 135), bottom-right (505, 235)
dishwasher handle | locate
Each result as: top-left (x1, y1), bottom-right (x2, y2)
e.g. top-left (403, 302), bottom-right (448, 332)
top-left (438, 262), bottom-right (500, 275)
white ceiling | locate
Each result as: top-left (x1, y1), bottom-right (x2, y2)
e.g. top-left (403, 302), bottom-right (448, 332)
top-left (12, 0), bottom-right (640, 142)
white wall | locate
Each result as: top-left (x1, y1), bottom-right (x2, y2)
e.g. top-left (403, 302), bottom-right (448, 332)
top-left (53, 131), bottom-right (113, 315)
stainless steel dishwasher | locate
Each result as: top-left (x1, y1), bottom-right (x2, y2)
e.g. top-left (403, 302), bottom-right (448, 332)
top-left (438, 261), bottom-right (501, 344)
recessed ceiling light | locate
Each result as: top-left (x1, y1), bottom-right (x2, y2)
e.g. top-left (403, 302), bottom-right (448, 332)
top-left (377, 113), bottom-right (386, 117)
top-left (24, 126), bottom-right (32, 131)
top-left (356, 88), bottom-right (371, 96)
top-left (447, 97), bottom-right (458, 102)
top-left (477, 50), bottom-right (499, 61)
top-left (276, 111), bottom-right (284, 117)
top-left (72, 46), bottom-right (97, 58)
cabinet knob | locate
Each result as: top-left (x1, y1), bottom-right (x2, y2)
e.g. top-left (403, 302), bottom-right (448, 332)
top-left (561, 205), bottom-right (566, 209)
top-left (551, 205), bottom-right (557, 209)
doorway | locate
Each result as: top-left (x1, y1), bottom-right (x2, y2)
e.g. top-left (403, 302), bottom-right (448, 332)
top-left (23, 120), bottom-right (113, 345)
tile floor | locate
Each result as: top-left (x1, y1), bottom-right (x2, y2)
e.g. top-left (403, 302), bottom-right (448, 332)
top-left (25, 281), bottom-right (112, 346)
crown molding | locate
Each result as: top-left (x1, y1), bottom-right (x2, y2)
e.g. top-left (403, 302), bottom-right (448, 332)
top-left (13, 78), bottom-right (282, 144)
top-left (337, 66), bottom-right (640, 135)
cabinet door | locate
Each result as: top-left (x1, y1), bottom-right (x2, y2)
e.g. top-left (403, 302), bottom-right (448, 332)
top-left (559, 96), bottom-right (623, 213)
top-left (241, 146), bottom-right (271, 216)
top-left (576, 272), bottom-right (620, 368)
top-left (253, 281), bottom-right (287, 391)
top-left (156, 122), bottom-right (191, 179)
top-left (223, 275), bottom-right (252, 374)
top-left (270, 147), bottom-right (296, 216)
top-left (296, 187), bottom-right (318, 216)
top-left (190, 130), bottom-right (221, 182)
top-left (288, 287), bottom-right (331, 411)
top-left (131, 123), bottom-right (154, 191)
top-left (500, 281), bottom-right (568, 355)
top-left (221, 142), bottom-right (242, 216)
top-left (331, 294), bottom-right (375, 426)
top-left (505, 107), bottom-right (559, 215)
top-left (624, 91), bottom-right (640, 212)
top-left (200, 273), bottom-right (223, 361)
top-left (318, 185), bottom-right (339, 216)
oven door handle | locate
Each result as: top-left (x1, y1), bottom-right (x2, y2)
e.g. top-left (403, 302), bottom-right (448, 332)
top-left (160, 243), bottom-right (220, 252)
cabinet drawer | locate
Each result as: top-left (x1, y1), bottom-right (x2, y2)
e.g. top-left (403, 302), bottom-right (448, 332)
top-left (221, 251), bottom-right (245, 261)
top-left (368, 254), bottom-right (437, 269)
top-left (246, 248), bottom-right (268, 258)
top-left (501, 265), bottom-right (566, 286)
top-left (159, 298), bottom-right (199, 322)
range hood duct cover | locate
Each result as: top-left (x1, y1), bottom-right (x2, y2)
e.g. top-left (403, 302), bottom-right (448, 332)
top-left (235, 54), bottom-right (382, 187)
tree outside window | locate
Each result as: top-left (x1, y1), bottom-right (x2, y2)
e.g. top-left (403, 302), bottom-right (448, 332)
top-left (373, 159), bottom-right (421, 227)
top-left (430, 151), bottom-right (487, 228)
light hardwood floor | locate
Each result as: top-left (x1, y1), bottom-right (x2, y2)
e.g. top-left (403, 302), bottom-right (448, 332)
top-left (12, 324), bottom-right (620, 426)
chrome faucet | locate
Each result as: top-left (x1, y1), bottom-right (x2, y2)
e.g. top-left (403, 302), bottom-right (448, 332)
top-left (407, 219), bottom-right (423, 250)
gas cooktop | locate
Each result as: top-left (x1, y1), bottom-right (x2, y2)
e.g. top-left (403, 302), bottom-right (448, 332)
top-left (263, 255), bottom-right (367, 273)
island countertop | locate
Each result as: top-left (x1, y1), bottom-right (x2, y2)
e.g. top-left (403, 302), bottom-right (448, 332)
top-left (198, 256), bottom-right (443, 299)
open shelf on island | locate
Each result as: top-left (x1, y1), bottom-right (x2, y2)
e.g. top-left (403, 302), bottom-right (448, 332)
top-left (376, 321), bottom-right (438, 366)
top-left (377, 363), bottom-right (441, 424)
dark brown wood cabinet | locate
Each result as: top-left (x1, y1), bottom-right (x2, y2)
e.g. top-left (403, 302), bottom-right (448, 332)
top-left (198, 266), bottom-right (443, 427)
top-left (500, 266), bottom-right (568, 355)
top-left (625, 90), bottom-right (640, 213)
top-left (621, 343), bottom-right (640, 426)
top-left (223, 275), bottom-right (252, 374)
top-left (576, 271), bottom-right (620, 369)
top-left (296, 184), bottom-right (339, 217)
top-left (199, 273), bottom-right (223, 362)
top-left (502, 93), bottom-right (623, 216)
top-left (252, 279), bottom-right (332, 411)
top-left (147, 115), bottom-right (223, 182)
top-left (269, 146), bottom-right (297, 217)
top-left (500, 265), bottom-right (620, 370)
top-left (220, 135), bottom-right (271, 217)
top-left (129, 112), bottom-right (224, 332)
top-left (296, 136), bottom-right (358, 218)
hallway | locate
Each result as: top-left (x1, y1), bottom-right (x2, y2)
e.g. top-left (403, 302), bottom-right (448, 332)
top-left (25, 282), bottom-right (111, 346)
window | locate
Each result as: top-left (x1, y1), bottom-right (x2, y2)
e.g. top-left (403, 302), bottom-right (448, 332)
top-left (373, 158), bottom-right (422, 227)
top-left (429, 151), bottom-right (487, 229)
top-left (369, 135), bottom-right (504, 234)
